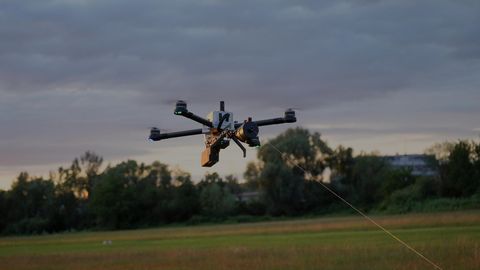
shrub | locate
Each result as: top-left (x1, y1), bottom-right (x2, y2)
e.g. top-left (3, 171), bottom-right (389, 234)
top-left (4, 218), bottom-right (50, 235)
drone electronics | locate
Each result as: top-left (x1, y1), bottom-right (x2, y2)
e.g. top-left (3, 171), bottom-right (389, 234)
top-left (149, 101), bottom-right (296, 167)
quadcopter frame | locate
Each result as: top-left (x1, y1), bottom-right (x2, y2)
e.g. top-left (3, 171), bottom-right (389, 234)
top-left (149, 101), bottom-right (296, 167)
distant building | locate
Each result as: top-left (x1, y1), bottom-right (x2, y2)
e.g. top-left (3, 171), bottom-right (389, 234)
top-left (236, 191), bottom-right (261, 202)
top-left (384, 154), bottom-right (437, 176)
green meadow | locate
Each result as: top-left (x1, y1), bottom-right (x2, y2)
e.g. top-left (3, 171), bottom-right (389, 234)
top-left (1, 211), bottom-right (479, 270)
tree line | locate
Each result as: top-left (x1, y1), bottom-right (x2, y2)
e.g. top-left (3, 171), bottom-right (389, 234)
top-left (1, 128), bottom-right (479, 235)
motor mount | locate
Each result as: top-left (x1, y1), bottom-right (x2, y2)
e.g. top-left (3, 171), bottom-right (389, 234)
top-left (235, 120), bottom-right (260, 147)
top-left (174, 100), bottom-right (188, 115)
top-left (284, 109), bottom-right (296, 122)
top-left (149, 127), bottom-right (161, 141)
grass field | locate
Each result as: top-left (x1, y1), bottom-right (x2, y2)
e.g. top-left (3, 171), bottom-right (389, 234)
top-left (1, 211), bottom-right (479, 270)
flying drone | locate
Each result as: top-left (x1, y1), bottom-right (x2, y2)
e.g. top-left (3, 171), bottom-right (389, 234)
top-left (149, 100), bottom-right (296, 167)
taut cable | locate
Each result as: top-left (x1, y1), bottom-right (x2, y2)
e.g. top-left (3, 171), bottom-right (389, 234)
top-left (267, 142), bottom-right (443, 270)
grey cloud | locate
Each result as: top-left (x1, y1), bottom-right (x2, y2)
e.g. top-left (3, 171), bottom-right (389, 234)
top-left (307, 124), bottom-right (476, 137)
top-left (1, 0), bottom-right (479, 107)
top-left (1, 0), bottom-right (479, 184)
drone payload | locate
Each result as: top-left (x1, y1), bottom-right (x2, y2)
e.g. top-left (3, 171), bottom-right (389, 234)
top-left (149, 100), bottom-right (296, 167)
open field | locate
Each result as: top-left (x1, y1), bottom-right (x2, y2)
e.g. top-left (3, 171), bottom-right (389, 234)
top-left (1, 211), bottom-right (479, 270)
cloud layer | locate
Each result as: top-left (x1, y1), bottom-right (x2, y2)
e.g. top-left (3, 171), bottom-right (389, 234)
top-left (2, 1), bottom-right (479, 102)
top-left (1, 0), bottom-right (479, 187)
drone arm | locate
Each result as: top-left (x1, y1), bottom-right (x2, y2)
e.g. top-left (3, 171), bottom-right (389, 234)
top-left (234, 116), bottom-right (296, 128)
top-left (234, 109), bottom-right (296, 128)
top-left (253, 117), bottom-right (295, 127)
top-left (178, 111), bottom-right (213, 128)
top-left (149, 128), bottom-right (203, 141)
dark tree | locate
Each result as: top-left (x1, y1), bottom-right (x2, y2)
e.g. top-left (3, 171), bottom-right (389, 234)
top-left (80, 151), bottom-right (103, 198)
top-left (199, 182), bottom-right (236, 218)
top-left (442, 141), bottom-right (476, 197)
top-left (254, 127), bottom-right (334, 215)
top-left (224, 174), bottom-right (242, 198)
top-left (330, 145), bottom-right (354, 183)
top-left (4, 173), bottom-right (56, 234)
top-left (244, 162), bottom-right (261, 190)
top-left (0, 190), bottom-right (7, 232)
top-left (473, 142), bottom-right (480, 194)
top-left (90, 160), bottom-right (142, 229)
top-left (170, 172), bottom-right (200, 221)
top-left (347, 155), bottom-right (391, 207)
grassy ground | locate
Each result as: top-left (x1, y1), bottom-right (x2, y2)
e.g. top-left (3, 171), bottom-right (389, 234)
top-left (1, 211), bottom-right (479, 270)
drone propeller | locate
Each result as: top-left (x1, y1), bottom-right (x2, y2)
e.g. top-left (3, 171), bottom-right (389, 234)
top-left (161, 98), bottom-right (190, 106)
top-left (148, 127), bottom-right (170, 132)
top-left (285, 107), bottom-right (303, 112)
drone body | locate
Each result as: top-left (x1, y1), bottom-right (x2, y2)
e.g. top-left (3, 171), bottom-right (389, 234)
top-left (149, 101), bottom-right (296, 167)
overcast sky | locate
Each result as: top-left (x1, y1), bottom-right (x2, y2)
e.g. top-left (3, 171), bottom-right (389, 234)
top-left (1, 0), bottom-right (479, 189)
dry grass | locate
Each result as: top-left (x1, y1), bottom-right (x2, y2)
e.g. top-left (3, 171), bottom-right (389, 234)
top-left (0, 211), bottom-right (479, 270)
